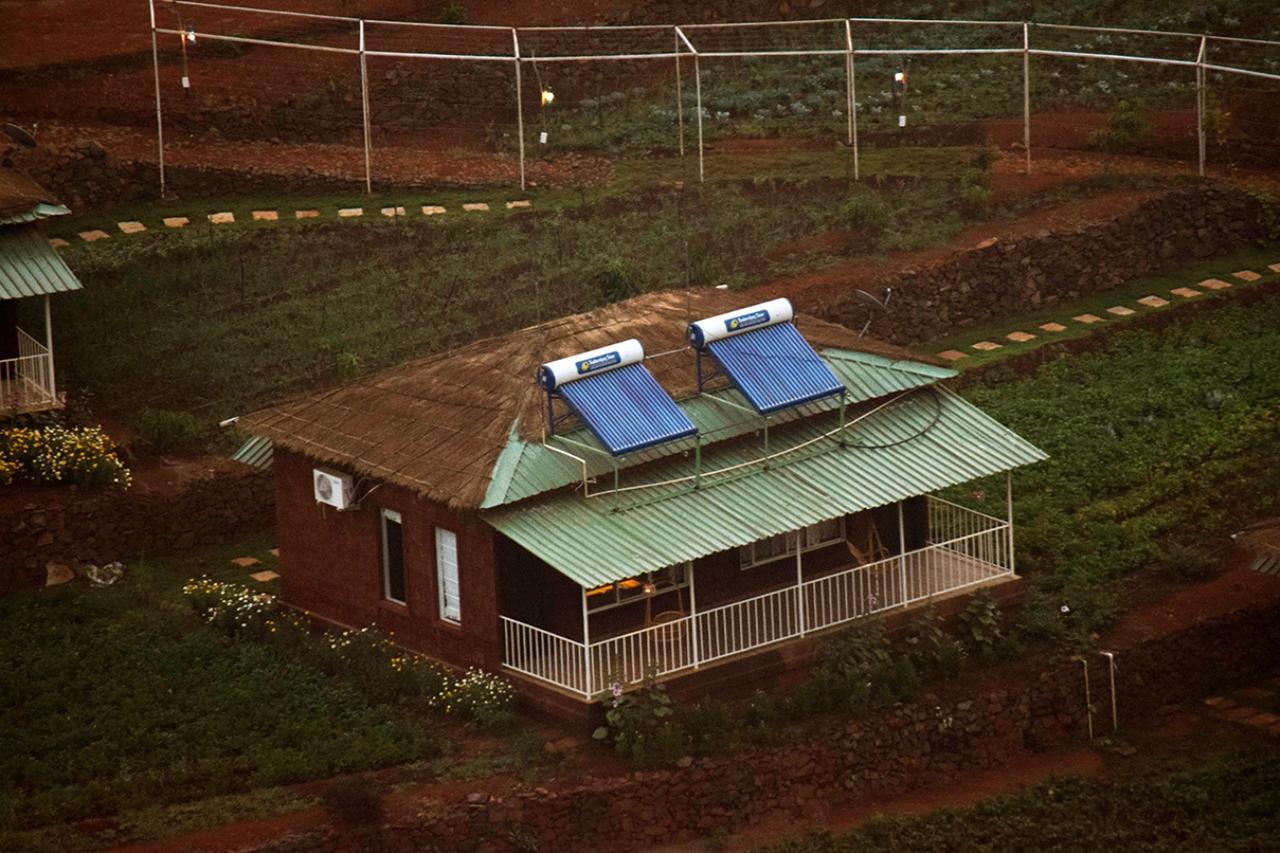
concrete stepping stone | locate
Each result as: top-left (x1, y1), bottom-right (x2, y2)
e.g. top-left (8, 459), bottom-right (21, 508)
top-left (163, 216), bottom-right (189, 228)
top-left (338, 208), bottom-right (363, 218)
top-left (251, 210), bottom-right (278, 221)
top-left (938, 350), bottom-right (968, 362)
top-left (1204, 696), bottom-right (1236, 709)
top-left (1232, 270), bottom-right (1261, 282)
top-left (506, 200), bottom-right (532, 209)
top-left (118, 221), bottom-right (146, 234)
top-left (78, 229), bottom-right (109, 242)
top-left (1072, 313), bottom-right (1103, 324)
top-left (250, 570), bottom-right (280, 583)
top-left (295, 210), bottom-right (319, 219)
top-left (1223, 705), bottom-right (1259, 722)
top-left (1198, 278), bottom-right (1232, 290)
top-left (462, 202), bottom-right (490, 212)
top-left (1039, 322), bottom-right (1067, 333)
top-left (48, 237), bottom-right (69, 248)
top-left (1006, 331), bottom-right (1036, 343)
top-left (1137, 295), bottom-right (1168, 308)
top-left (1106, 306), bottom-right (1136, 316)
top-left (1170, 287), bottom-right (1201, 298)
top-left (230, 556), bottom-right (262, 568)
top-left (422, 205), bottom-right (447, 216)
top-left (269, 548), bottom-right (279, 557)
top-left (381, 206), bottom-right (406, 217)
top-left (1269, 263), bottom-right (1280, 274)
top-left (208, 212), bottom-right (235, 224)
top-left (1245, 711), bottom-right (1280, 728)
top-left (971, 341), bottom-right (1002, 352)
top-left (974, 237), bottom-right (999, 250)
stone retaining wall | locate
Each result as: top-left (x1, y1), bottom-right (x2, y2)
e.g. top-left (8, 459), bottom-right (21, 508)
top-left (0, 466), bottom-right (274, 593)
top-left (813, 185), bottom-right (1280, 346)
top-left (262, 595), bottom-right (1280, 852)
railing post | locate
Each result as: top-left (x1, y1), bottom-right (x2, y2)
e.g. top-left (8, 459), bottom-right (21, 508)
top-left (694, 52), bottom-right (705, 183)
top-left (581, 587), bottom-right (593, 700)
top-left (513, 29), bottom-right (527, 191)
top-left (1006, 470), bottom-right (1016, 575)
top-left (359, 19), bottom-right (373, 196)
top-left (845, 19), bottom-right (859, 180)
top-left (897, 500), bottom-right (908, 604)
top-left (674, 27), bottom-right (684, 157)
top-left (43, 295), bottom-right (55, 405)
top-left (148, 0), bottom-right (166, 197)
top-left (1196, 35), bottom-right (1207, 178)
top-left (795, 530), bottom-right (806, 637)
top-left (689, 561), bottom-right (700, 668)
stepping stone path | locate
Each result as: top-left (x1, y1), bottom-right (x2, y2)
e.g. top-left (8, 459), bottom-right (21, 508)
top-left (938, 350), bottom-right (968, 361)
top-left (1039, 322), bottom-right (1067, 332)
top-left (1072, 313), bottom-right (1103, 324)
top-left (506, 200), bottom-right (532, 209)
top-left (381, 206), bottom-right (406, 217)
top-left (1201, 676), bottom-right (1280, 738)
top-left (208, 212), bottom-right (235, 224)
top-left (295, 210), bottom-right (319, 219)
top-left (251, 210), bottom-right (278, 221)
top-left (1232, 270), bottom-right (1261, 282)
top-left (462, 202), bottom-right (490, 212)
top-left (338, 208), bottom-right (363, 218)
top-left (971, 341), bottom-right (1002, 351)
top-left (422, 205), bottom-right (447, 215)
top-left (118, 221), bottom-right (146, 234)
top-left (1269, 263), bottom-right (1280, 273)
top-left (269, 548), bottom-right (279, 557)
top-left (1199, 278), bottom-right (1232, 290)
top-left (1005, 331), bottom-right (1035, 343)
top-left (78, 230), bottom-right (109, 242)
top-left (163, 216), bottom-right (189, 228)
top-left (230, 556), bottom-right (261, 568)
top-left (1170, 287), bottom-right (1201, 298)
top-left (48, 237), bottom-right (69, 248)
top-left (1106, 306), bottom-right (1135, 316)
top-left (1137, 295), bottom-right (1169, 308)
top-left (250, 570), bottom-right (280, 583)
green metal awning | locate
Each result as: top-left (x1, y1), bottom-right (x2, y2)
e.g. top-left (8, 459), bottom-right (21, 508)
top-left (0, 203), bottom-right (71, 226)
top-left (480, 350), bottom-right (957, 508)
top-left (232, 435), bottom-right (274, 470)
top-left (0, 224), bottom-right (83, 300)
top-left (484, 387), bottom-right (1046, 588)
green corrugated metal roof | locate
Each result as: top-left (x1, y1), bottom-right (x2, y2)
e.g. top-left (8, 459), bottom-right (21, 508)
top-left (479, 349), bottom-right (957, 508)
top-left (232, 435), bottom-right (274, 470)
top-left (0, 203), bottom-right (70, 225)
top-left (0, 224), bottom-right (83, 300)
top-left (484, 387), bottom-right (1046, 588)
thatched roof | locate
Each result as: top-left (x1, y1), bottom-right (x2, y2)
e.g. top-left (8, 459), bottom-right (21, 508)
top-left (0, 169), bottom-right (63, 222)
top-left (239, 289), bottom-right (940, 510)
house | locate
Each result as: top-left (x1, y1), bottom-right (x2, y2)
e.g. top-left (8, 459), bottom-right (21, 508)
top-left (239, 290), bottom-right (1046, 710)
top-left (0, 169), bottom-right (79, 415)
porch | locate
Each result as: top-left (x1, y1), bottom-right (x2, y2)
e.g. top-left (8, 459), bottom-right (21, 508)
top-left (0, 326), bottom-right (57, 413)
top-left (500, 494), bottom-right (1014, 701)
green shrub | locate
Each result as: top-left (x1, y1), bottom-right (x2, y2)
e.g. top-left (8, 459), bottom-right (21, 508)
top-left (1089, 100), bottom-right (1150, 154)
top-left (840, 189), bottom-right (890, 233)
top-left (1157, 544), bottom-right (1219, 582)
top-left (597, 256), bottom-right (639, 302)
top-left (593, 675), bottom-right (684, 767)
top-left (902, 607), bottom-right (965, 678)
top-left (134, 407), bottom-right (203, 453)
top-left (0, 424), bottom-right (132, 488)
top-left (957, 590), bottom-right (1005, 659)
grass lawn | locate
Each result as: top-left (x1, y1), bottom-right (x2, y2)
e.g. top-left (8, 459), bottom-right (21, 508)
top-left (0, 534), bottom-right (541, 846)
top-left (925, 246), bottom-right (1280, 368)
top-left (759, 747), bottom-right (1280, 852)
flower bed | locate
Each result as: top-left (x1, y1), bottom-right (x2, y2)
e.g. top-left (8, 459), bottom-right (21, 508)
top-left (0, 425), bottom-right (131, 488)
top-left (183, 577), bottom-right (513, 726)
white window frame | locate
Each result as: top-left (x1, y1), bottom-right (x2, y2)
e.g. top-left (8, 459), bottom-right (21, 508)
top-left (380, 508), bottom-right (406, 605)
top-left (739, 518), bottom-right (846, 570)
top-left (435, 527), bottom-right (461, 624)
top-left (585, 564), bottom-right (689, 613)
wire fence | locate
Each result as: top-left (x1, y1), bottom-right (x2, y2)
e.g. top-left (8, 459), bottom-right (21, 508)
top-left (145, 1), bottom-right (1280, 195)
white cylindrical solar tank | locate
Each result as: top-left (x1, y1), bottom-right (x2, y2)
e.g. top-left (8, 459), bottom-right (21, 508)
top-left (686, 297), bottom-right (793, 349)
top-left (538, 338), bottom-right (645, 390)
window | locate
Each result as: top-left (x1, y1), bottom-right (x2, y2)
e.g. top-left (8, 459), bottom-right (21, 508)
top-left (381, 509), bottom-right (406, 604)
top-left (585, 564), bottom-right (689, 612)
top-left (739, 518), bottom-right (846, 570)
top-left (436, 528), bottom-right (461, 624)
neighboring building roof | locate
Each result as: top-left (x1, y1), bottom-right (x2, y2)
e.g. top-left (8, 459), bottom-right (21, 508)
top-left (232, 434), bottom-right (274, 470)
top-left (485, 387), bottom-right (1047, 587)
top-left (0, 169), bottom-right (68, 224)
top-left (0, 224), bottom-right (83, 300)
top-left (239, 290), bottom-right (941, 511)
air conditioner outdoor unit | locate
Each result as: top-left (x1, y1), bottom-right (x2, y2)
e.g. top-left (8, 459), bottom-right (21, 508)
top-left (313, 468), bottom-right (354, 510)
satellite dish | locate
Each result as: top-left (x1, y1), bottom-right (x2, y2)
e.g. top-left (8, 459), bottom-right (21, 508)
top-left (854, 287), bottom-right (893, 338)
top-left (3, 124), bottom-right (37, 149)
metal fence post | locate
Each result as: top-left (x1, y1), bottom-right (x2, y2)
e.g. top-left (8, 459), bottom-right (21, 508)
top-left (1006, 470), bottom-right (1016, 575)
top-left (795, 530), bottom-right (806, 636)
top-left (513, 29), bottom-right (527, 191)
top-left (897, 500), bottom-right (908, 605)
top-left (1196, 35), bottom-right (1207, 177)
top-left (845, 18), bottom-right (860, 180)
top-left (581, 587), bottom-right (594, 700)
top-left (359, 19), bottom-right (372, 196)
top-left (674, 27), bottom-right (685, 157)
top-left (694, 53), bottom-right (705, 182)
top-left (148, 0), bottom-right (166, 197)
top-left (1023, 22), bottom-right (1032, 174)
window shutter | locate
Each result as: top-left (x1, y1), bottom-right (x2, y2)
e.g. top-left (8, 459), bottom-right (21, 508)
top-left (435, 528), bottom-right (461, 623)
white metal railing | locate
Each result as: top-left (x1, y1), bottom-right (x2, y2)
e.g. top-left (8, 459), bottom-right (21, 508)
top-left (0, 329), bottom-right (55, 412)
top-left (501, 497), bottom-right (1013, 699)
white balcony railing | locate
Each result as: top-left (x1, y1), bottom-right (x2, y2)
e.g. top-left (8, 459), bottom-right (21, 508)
top-left (502, 496), bottom-right (1014, 700)
top-left (0, 328), bottom-right (56, 412)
